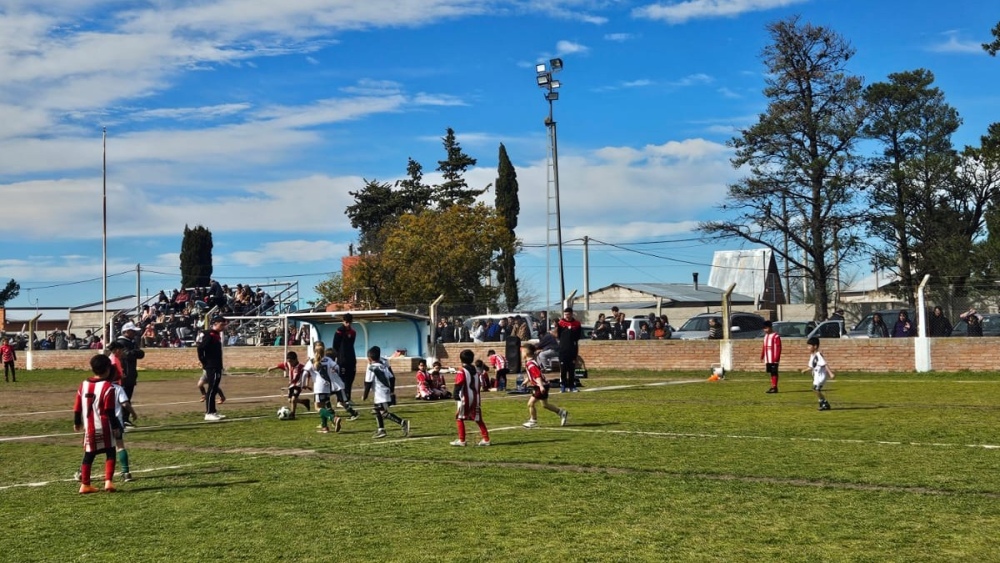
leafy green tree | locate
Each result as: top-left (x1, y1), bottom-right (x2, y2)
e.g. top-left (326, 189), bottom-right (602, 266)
top-left (983, 21), bottom-right (1000, 56)
top-left (351, 204), bottom-right (511, 315)
top-left (0, 279), bottom-right (20, 307)
top-left (180, 225), bottom-right (213, 288)
top-left (862, 69), bottom-right (962, 308)
top-left (434, 128), bottom-right (486, 208)
top-left (494, 143), bottom-right (520, 312)
top-left (312, 273), bottom-right (346, 308)
top-left (698, 17), bottom-right (867, 320)
top-left (954, 123), bottom-right (1000, 306)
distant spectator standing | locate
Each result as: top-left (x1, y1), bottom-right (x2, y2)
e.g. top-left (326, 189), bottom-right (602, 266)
top-left (891, 311), bottom-right (917, 338)
top-left (471, 320), bottom-right (486, 343)
top-left (868, 313), bottom-right (890, 338)
top-left (556, 307), bottom-right (582, 393)
top-left (928, 306), bottom-right (953, 337)
top-left (1, 337), bottom-right (16, 382)
top-left (116, 322), bottom-right (145, 426)
top-left (960, 309), bottom-right (983, 337)
top-left (829, 308), bottom-right (845, 322)
top-left (333, 313), bottom-right (358, 401)
top-left (707, 317), bottom-right (723, 340)
top-left (513, 317), bottom-right (530, 342)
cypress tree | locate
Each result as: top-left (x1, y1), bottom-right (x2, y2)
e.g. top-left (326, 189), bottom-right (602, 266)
top-left (180, 225), bottom-right (213, 288)
top-left (495, 143), bottom-right (520, 311)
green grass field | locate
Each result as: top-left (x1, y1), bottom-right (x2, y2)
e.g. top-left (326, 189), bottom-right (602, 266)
top-left (2, 369), bottom-right (1000, 562)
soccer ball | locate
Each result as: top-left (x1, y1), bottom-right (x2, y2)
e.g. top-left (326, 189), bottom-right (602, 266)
top-left (277, 406), bottom-right (291, 420)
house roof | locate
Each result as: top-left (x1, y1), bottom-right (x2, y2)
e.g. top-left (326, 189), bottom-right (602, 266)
top-left (585, 283), bottom-right (755, 306)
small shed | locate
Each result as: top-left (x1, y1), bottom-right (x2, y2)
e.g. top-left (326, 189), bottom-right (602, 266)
top-left (284, 309), bottom-right (432, 365)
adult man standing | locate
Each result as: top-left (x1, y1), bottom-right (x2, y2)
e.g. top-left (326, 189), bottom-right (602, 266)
top-left (333, 313), bottom-right (358, 402)
top-left (116, 322), bottom-right (145, 426)
top-left (556, 307), bottom-right (582, 393)
top-left (197, 315), bottom-right (227, 421)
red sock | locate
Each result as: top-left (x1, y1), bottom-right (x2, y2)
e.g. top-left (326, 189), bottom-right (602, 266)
top-left (456, 420), bottom-right (466, 442)
top-left (105, 458), bottom-right (116, 481)
top-left (771, 375), bottom-right (778, 388)
top-left (477, 421), bottom-right (490, 441)
top-left (81, 463), bottom-right (92, 486)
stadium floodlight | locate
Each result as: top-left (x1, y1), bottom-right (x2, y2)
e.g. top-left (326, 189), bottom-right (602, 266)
top-left (533, 59), bottom-right (566, 307)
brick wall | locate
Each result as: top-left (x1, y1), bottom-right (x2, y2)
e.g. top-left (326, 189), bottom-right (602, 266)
top-left (6, 338), bottom-right (993, 373)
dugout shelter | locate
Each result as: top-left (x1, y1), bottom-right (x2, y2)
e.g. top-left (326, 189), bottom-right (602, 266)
top-left (284, 309), bottom-right (431, 361)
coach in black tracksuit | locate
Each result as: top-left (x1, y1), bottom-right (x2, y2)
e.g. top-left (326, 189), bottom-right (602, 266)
top-left (333, 313), bottom-right (358, 402)
top-left (116, 322), bottom-right (146, 424)
top-left (197, 315), bottom-right (227, 420)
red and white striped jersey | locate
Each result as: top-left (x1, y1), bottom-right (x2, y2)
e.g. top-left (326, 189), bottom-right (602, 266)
top-left (454, 363), bottom-right (482, 421)
top-left (415, 369), bottom-right (432, 398)
top-left (73, 377), bottom-right (116, 452)
top-left (276, 361), bottom-right (306, 387)
top-left (109, 354), bottom-right (124, 385)
top-left (524, 359), bottom-right (547, 387)
top-left (761, 332), bottom-right (782, 363)
top-left (488, 353), bottom-right (507, 371)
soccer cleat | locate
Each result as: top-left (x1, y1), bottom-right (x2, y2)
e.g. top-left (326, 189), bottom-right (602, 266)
top-left (477, 439), bottom-right (491, 446)
top-left (766, 387), bottom-right (778, 394)
top-left (349, 414), bottom-right (360, 421)
top-left (204, 413), bottom-right (222, 421)
top-left (570, 387), bottom-right (579, 393)
top-left (559, 409), bottom-right (569, 427)
top-left (450, 439), bottom-right (467, 447)
top-left (334, 417), bottom-right (343, 433)
top-left (402, 419), bottom-right (410, 437)
top-left (79, 484), bottom-right (99, 494)
top-left (560, 386), bottom-right (567, 393)
top-left (122, 472), bottom-right (133, 482)
top-left (123, 421), bottom-right (134, 428)
top-left (104, 481), bottom-right (117, 492)
top-left (74, 471), bottom-right (82, 482)
top-left (374, 429), bottom-right (387, 439)
top-left (317, 428), bottom-right (330, 433)
top-left (522, 420), bottom-right (537, 429)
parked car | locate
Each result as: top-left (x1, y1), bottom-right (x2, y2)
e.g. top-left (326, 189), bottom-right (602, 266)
top-left (951, 313), bottom-right (1000, 337)
top-left (769, 320), bottom-right (816, 338)
top-left (848, 309), bottom-right (914, 338)
top-left (673, 312), bottom-right (767, 340)
top-left (807, 320), bottom-right (851, 339)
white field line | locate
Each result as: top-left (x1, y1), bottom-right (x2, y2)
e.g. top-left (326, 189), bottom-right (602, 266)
top-left (0, 461), bottom-right (230, 491)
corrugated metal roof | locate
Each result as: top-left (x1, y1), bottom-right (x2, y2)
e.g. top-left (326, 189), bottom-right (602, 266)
top-left (585, 283), bottom-right (755, 305)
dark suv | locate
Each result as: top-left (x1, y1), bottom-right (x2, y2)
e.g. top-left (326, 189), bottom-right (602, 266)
top-left (673, 312), bottom-right (767, 340)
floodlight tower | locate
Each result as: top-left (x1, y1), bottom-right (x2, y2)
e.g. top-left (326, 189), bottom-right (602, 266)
top-left (535, 58), bottom-right (566, 308)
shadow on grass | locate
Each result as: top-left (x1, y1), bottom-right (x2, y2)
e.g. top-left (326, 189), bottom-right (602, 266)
top-left (126, 479), bottom-right (260, 493)
top-left (827, 405), bottom-right (889, 411)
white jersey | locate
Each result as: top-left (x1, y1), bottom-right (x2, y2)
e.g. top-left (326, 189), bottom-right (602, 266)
top-left (304, 356), bottom-right (344, 395)
top-left (364, 358), bottom-right (394, 404)
top-left (112, 382), bottom-right (129, 428)
top-left (809, 351), bottom-right (830, 387)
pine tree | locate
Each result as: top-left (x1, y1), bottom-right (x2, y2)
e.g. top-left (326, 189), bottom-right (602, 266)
top-left (0, 279), bottom-right (19, 307)
top-left (494, 143), bottom-right (520, 312)
top-left (180, 225), bottom-right (213, 288)
top-left (434, 127), bottom-right (486, 208)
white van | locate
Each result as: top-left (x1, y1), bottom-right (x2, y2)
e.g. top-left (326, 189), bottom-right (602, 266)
top-left (462, 313), bottom-right (541, 341)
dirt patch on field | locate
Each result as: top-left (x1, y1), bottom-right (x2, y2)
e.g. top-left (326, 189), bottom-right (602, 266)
top-left (0, 373), bottom-right (295, 422)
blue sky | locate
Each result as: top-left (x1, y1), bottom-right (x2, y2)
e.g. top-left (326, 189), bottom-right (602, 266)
top-left (2, 0), bottom-right (999, 311)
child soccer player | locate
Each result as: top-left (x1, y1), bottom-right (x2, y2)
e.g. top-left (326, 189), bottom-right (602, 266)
top-left (197, 370), bottom-right (226, 404)
top-left (451, 349), bottom-right (491, 447)
top-left (73, 354), bottom-right (121, 493)
top-left (324, 349), bottom-right (361, 419)
top-left (761, 320), bottom-right (782, 393)
top-left (521, 343), bottom-right (568, 428)
top-left (430, 361), bottom-right (452, 399)
top-left (474, 359), bottom-right (492, 392)
top-left (303, 342), bottom-right (359, 431)
top-left (1, 337), bottom-right (16, 382)
top-left (415, 360), bottom-right (434, 400)
top-left (316, 402), bottom-right (337, 433)
top-left (802, 337), bottom-right (835, 411)
top-left (362, 346), bottom-right (409, 439)
top-left (487, 349), bottom-right (508, 391)
top-left (266, 351), bottom-right (311, 419)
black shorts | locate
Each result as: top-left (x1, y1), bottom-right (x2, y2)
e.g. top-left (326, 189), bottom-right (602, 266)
top-left (531, 384), bottom-right (550, 401)
top-left (287, 386), bottom-right (302, 399)
top-left (765, 363), bottom-right (779, 376)
top-left (315, 393), bottom-right (331, 407)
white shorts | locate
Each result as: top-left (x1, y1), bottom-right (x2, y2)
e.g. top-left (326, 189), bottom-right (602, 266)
top-left (812, 374), bottom-right (828, 390)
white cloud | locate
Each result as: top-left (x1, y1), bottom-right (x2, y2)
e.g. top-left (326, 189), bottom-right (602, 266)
top-left (227, 240), bottom-right (350, 267)
top-left (927, 32), bottom-right (986, 54)
top-left (556, 40), bottom-right (589, 56)
top-left (716, 87), bottom-right (742, 99)
top-left (413, 93), bottom-right (469, 106)
top-left (623, 79), bottom-right (653, 88)
top-left (130, 103), bottom-right (253, 121)
top-left (669, 73), bottom-right (713, 87)
top-left (633, 0), bottom-right (808, 24)
top-left (604, 33), bottom-right (636, 42)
